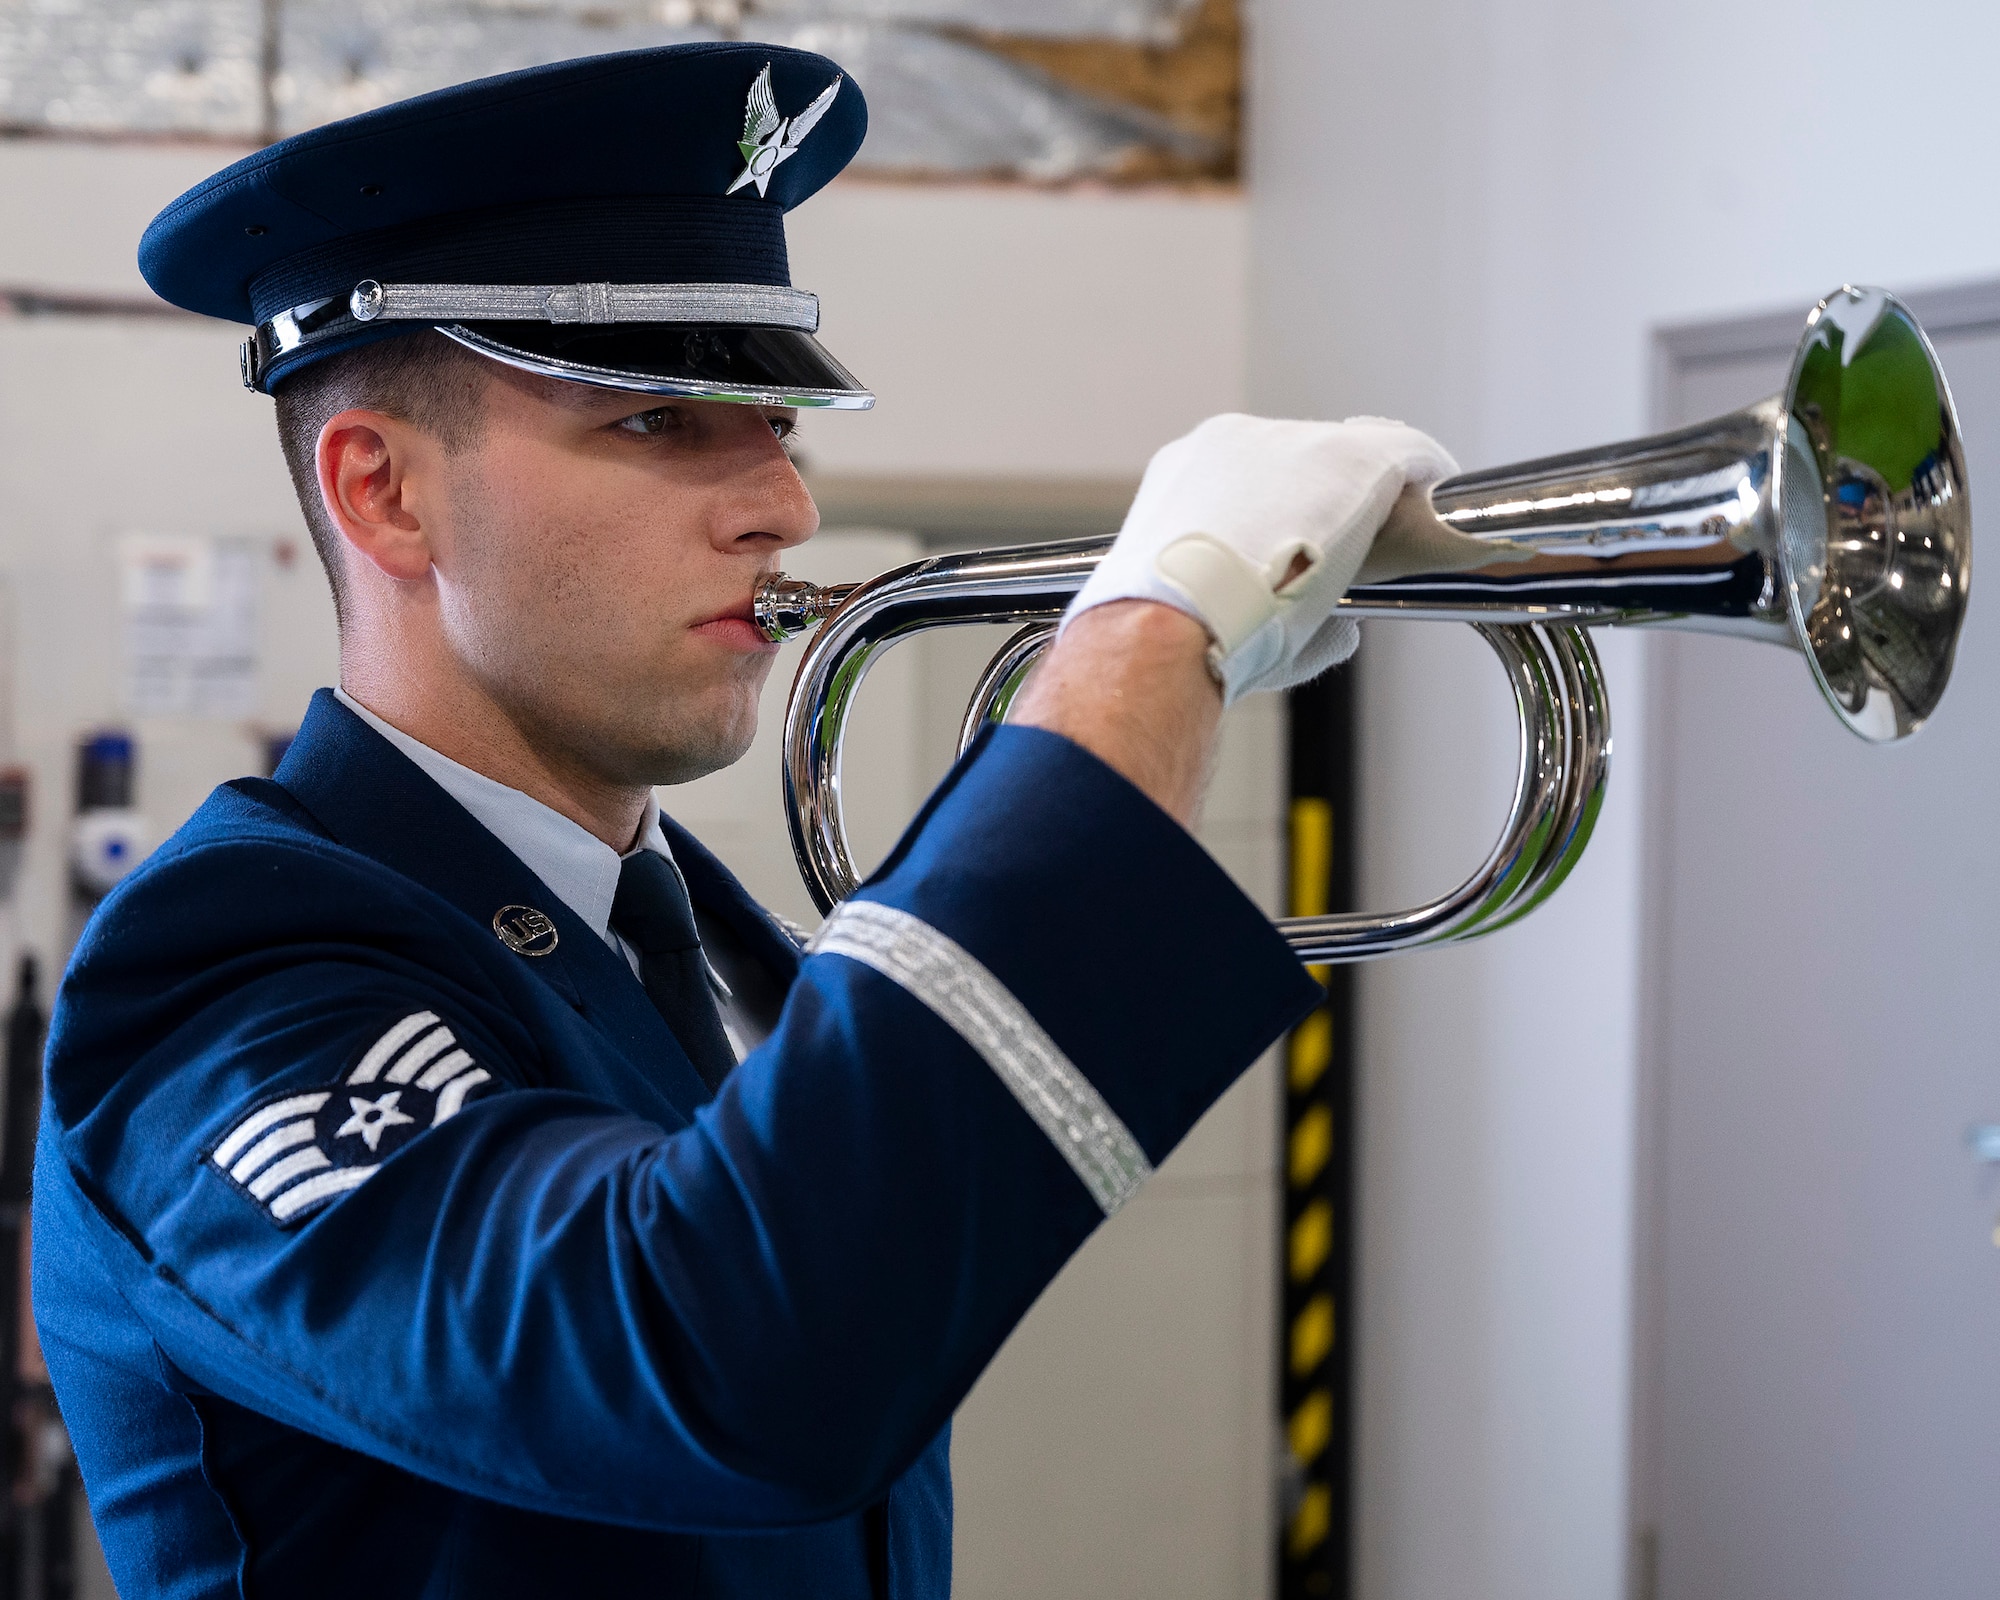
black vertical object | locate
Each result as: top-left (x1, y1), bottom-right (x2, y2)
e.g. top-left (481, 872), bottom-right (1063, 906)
top-left (1277, 668), bottom-right (1359, 1600)
top-left (72, 731), bottom-right (140, 913)
top-left (36, 1468), bottom-right (72, 1600)
top-left (72, 736), bottom-right (132, 814)
top-left (2, 958), bottom-right (42, 1202)
top-left (0, 956), bottom-right (46, 1600)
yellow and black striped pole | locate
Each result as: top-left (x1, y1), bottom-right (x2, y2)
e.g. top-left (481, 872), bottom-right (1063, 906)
top-left (1279, 672), bottom-right (1356, 1599)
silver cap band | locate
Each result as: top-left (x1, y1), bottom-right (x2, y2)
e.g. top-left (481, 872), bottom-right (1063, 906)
top-left (346, 279), bottom-right (820, 332)
top-left (241, 278), bottom-right (824, 391)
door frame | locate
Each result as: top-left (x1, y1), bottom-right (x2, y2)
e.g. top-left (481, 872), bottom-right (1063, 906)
top-left (1627, 275), bottom-right (2000, 1600)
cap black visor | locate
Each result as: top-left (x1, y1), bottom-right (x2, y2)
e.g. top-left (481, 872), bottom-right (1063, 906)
top-left (441, 321), bottom-right (873, 409)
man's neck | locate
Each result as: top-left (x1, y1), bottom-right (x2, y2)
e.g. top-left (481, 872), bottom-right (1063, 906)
top-left (340, 649), bottom-right (650, 853)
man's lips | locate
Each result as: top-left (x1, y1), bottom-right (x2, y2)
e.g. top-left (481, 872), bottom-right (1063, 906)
top-left (689, 599), bottom-right (778, 652)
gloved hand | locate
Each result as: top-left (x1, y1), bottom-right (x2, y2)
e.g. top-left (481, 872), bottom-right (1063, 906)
top-left (1065, 413), bottom-right (1459, 703)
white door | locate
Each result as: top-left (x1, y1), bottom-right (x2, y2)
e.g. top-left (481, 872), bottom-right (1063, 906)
top-left (1636, 285), bottom-right (2000, 1598)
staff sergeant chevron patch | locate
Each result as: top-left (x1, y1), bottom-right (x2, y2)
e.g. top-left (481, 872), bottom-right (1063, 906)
top-left (206, 1010), bottom-right (495, 1224)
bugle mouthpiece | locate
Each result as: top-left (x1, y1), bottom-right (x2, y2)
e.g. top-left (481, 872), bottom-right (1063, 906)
top-left (753, 575), bottom-right (856, 642)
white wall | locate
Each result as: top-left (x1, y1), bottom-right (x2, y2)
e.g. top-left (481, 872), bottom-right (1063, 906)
top-left (1245, 1), bottom-right (2000, 1597)
top-left (790, 180), bottom-right (1248, 480)
top-left (0, 142), bottom-right (1246, 484)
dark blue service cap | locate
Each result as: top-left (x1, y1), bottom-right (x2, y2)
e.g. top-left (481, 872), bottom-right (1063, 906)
top-left (141, 43), bottom-right (873, 407)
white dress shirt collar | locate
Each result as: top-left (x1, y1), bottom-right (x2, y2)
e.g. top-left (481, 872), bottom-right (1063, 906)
top-left (334, 688), bottom-right (674, 952)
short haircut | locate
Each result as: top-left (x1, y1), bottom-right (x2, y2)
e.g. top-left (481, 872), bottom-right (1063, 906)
top-left (272, 330), bottom-right (491, 624)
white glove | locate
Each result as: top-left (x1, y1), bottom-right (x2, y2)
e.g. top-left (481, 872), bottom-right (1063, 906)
top-left (1065, 413), bottom-right (1459, 702)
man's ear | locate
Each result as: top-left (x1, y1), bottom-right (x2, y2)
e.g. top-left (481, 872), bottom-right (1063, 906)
top-left (316, 409), bottom-right (435, 584)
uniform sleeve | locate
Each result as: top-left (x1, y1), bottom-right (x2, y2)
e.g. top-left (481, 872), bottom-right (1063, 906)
top-left (39, 725), bottom-right (1320, 1532)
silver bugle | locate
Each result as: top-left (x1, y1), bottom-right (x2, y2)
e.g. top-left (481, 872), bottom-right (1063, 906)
top-left (757, 285), bottom-right (1970, 962)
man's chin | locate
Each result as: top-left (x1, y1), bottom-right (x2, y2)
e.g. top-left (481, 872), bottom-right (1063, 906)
top-left (629, 711), bottom-right (761, 789)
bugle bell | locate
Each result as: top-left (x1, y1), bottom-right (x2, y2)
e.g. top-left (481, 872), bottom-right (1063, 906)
top-left (754, 286), bottom-right (1970, 962)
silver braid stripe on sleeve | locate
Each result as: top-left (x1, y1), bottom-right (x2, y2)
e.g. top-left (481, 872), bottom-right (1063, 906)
top-left (347, 279), bottom-right (820, 332)
top-left (808, 901), bottom-right (1153, 1215)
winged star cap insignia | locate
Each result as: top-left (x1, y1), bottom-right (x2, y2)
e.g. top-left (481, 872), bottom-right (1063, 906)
top-left (728, 64), bottom-right (842, 198)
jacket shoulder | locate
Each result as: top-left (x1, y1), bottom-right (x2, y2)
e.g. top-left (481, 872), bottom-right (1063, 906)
top-left (51, 778), bottom-right (524, 1132)
top-left (70, 777), bottom-right (470, 983)
top-left (91, 775), bottom-right (440, 928)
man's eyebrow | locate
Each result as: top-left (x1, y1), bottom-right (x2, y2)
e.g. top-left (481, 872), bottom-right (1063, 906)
top-left (537, 375), bottom-right (638, 413)
top-left (532, 380), bottom-right (800, 428)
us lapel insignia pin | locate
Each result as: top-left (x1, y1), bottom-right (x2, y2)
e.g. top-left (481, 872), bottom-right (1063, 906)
top-left (493, 904), bottom-right (560, 957)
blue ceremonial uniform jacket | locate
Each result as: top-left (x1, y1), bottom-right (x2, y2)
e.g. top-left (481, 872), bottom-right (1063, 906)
top-left (32, 690), bottom-right (1318, 1599)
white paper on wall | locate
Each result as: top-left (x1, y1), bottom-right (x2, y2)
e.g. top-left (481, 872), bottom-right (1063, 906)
top-left (120, 533), bottom-right (259, 717)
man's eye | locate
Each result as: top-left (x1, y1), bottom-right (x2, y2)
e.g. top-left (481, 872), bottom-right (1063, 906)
top-left (772, 417), bottom-right (799, 449)
top-left (617, 408), bottom-right (676, 436)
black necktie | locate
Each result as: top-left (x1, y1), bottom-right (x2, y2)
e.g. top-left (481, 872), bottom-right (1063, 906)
top-left (610, 851), bottom-right (736, 1092)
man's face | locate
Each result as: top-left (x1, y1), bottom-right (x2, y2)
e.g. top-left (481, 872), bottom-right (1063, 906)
top-left (418, 366), bottom-right (818, 788)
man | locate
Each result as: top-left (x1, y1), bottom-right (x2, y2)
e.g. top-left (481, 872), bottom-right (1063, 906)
top-left (31, 43), bottom-right (1454, 1600)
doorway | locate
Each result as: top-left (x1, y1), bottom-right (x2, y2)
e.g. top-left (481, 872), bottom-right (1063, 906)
top-left (1634, 281), bottom-right (2000, 1599)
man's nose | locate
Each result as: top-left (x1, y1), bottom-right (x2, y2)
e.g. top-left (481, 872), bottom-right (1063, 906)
top-left (726, 423), bottom-right (819, 550)
top-left (762, 457), bottom-right (819, 550)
